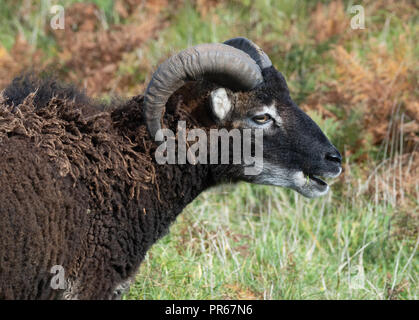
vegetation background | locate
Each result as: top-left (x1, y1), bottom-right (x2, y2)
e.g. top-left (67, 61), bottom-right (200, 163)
top-left (0, 0), bottom-right (417, 299)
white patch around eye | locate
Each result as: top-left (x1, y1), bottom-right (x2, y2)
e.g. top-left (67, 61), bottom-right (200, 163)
top-left (252, 103), bottom-right (282, 127)
top-left (210, 88), bottom-right (232, 121)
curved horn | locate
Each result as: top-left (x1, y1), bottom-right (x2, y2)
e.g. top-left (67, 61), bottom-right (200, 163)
top-left (144, 43), bottom-right (264, 140)
top-left (224, 37), bottom-right (272, 70)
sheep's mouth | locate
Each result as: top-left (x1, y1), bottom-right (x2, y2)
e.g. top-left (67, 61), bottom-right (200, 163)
top-left (294, 171), bottom-right (331, 198)
top-left (304, 173), bottom-right (329, 194)
top-left (306, 173), bottom-right (328, 188)
top-left (294, 166), bottom-right (342, 198)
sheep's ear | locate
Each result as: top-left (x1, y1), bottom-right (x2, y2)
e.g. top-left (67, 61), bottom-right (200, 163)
top-left (210, 88), bottom-right (232, 121)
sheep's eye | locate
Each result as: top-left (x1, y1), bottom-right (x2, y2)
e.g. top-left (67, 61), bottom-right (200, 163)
top-left (252, 114), bottom-right (272, 124)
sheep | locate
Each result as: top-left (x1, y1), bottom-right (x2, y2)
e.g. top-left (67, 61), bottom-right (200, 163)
top-left (0, 37), bottom-right (342, 299)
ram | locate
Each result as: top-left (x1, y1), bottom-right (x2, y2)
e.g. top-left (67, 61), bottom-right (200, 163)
top-left (0, 38), bottom-right (342, 299)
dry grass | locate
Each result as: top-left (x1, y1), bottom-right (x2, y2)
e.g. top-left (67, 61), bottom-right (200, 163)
top-left (49, 1), bottom-right (167, 96)
top-left (310, 0), bottom-right (349, 43)
top-left (0, 34), bottom-right (45, 90)
top-left (332, 41), bottom-right (417, 144)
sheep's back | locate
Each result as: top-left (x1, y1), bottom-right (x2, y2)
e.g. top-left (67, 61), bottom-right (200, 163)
top-left (0, 137), bottom-right (91, 299)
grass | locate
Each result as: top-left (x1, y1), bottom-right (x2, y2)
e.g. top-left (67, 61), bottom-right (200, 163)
top-left (0, 0), bottom-right (418, 299)
top-left (126, 183), bottom-right (417, 300)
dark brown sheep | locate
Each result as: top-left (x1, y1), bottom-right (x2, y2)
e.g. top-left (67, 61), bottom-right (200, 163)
top-left (0, 38), bottom-right (342, 299)
top-left (0, 75), bottom-right (214, 299)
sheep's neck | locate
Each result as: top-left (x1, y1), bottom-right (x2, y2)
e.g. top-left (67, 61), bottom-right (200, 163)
top-left (151, 161), bottom-right (214, 224)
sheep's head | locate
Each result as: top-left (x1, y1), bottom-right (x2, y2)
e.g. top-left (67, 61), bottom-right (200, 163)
top-left (143, 38), bottom-right (342, 198)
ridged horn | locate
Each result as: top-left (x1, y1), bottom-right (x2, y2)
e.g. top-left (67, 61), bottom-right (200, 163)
top-left (224, 37), bottom-right (272, 70)
top-left (144, 43), bottom-right (264, 141)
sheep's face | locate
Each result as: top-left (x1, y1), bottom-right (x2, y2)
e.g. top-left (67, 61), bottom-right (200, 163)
top-left (209, 67), bottom-right (342, 198)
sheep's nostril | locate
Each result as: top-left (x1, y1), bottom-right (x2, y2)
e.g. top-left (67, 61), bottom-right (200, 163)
top-left (325, 152), bottom-right (342, 164)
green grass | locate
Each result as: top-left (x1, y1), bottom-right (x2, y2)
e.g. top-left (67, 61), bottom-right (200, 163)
top-left (125, 183), bottom-right (418, 300)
